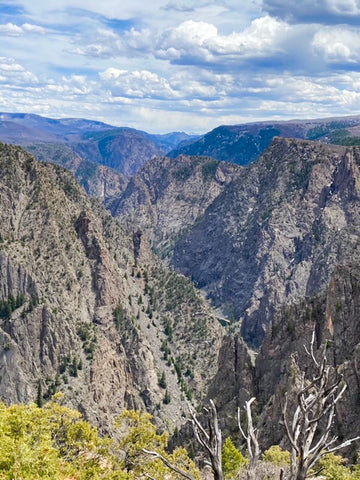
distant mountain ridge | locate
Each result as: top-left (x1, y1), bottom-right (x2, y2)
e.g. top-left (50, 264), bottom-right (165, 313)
top-left (0, 112), bottom-right (116, 141)
top-left (168, 116), bottom-right (360, 165)
top-left (3, 111), bottom-right (360, 185)
top-left (0, 112), bottom-right (196, 177)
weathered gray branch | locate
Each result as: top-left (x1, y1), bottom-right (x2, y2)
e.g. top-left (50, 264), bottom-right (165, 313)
top-left (282, 330), bottom-right (360, 480)
top-left (189, 399), bottom-right (224, 480)
top-left (142, 449), bottom-right (197, 480)
top-left (238, 397), bottom-right (260, 480)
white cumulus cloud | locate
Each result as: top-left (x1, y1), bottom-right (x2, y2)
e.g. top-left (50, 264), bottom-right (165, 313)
top-left (100, 68), bottom-right (176, 99)
top-left (312, 27), bottom-right (360, 64)
top-left (100, 67), bottom-right (222, 101)
top-left (156, 16), bottom-right (289, 64)
top-left (0, 58), bottom-right (39, 85)
top-left (0, 22), bottom-right (46, 36)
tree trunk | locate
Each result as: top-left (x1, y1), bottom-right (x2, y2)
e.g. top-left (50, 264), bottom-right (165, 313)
top-left (247, 456), bottom-right (259, 480)
top-left (247, 469), bottom-right (256, 480)
top-left (294, 461), bottom-right (307, 480)
top-left (211, 459), bottom-right (224, 480)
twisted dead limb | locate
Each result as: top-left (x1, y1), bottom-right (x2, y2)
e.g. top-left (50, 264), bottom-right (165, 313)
top-left (142, 449), bottom-right (197, 480)
top-left (238, 397), bottom-right (260, 480)
top-left (189, 399), bottom-right (224, 480)
top-left (282, 331), bottom-right (360, 480)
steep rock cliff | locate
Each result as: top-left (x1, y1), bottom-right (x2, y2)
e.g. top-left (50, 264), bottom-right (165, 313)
top-left (254, 265), bottom-right (360, 448)
top-left (172, 139), bottom-right (360, 345)
top-left (0, 143), bottom-right (223, 434)
top-left (24, 143), bottom-right (128, 206)
top-left (111, 155), bottom-right (242, 259)
top-left (110, 138), bottom-right (360, 347)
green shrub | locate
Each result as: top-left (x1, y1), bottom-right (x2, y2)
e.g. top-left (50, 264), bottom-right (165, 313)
top-left (317, 453), bottom-right (356, 480)
top-left (222, 437), bottom-right (248, 479)
top-left (262, 445), bottom-right (290, 466)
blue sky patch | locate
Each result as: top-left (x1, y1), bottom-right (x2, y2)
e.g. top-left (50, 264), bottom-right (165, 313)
top-left (0, 2), bottom-right (25, 16)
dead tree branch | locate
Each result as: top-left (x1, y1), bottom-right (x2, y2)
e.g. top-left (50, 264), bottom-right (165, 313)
top-left (189, 399), bottom-right (224, 480)
top-left (238, 397), bottom-right (260, 480)
top-left (142, 449), bottom-right (197, 480)
top-left (282, 331), bottom-right (360, 480)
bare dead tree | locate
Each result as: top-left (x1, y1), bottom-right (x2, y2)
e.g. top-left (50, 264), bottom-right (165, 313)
top-left (143, 400), bottom-right (223, 480)
top-left (189, 399), bottom-right (224, 480)
top-left (238, 397), bottom-right (260, 480)
top-left (142, 449), bottom-right (197, 480)
top-left (282, 331), bottom-right (360, 480)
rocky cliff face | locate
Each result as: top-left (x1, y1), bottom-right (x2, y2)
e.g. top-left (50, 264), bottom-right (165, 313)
top-left (172, 139), bottom-right (360, 345)
top-left (206, 333), bottom-right (255, 429)
top-left (24, 143), bottom-right (129, 205)
top-left (0, 143), bottom-right (224, 434)
top-left (110, 135), bottom-right (360, 448)
top-left (2, 133), bottom-right (360, 452)
top-left (253, 264), bottom-right (360, 448)
top-left (202, 264), bottom-right (360, 449)
top-left (111, 155), bottom-right (242, 259)
top-left (110, 138), bottom-right (360, 347)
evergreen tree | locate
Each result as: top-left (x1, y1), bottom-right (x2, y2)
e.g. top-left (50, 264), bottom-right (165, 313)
top-left (36, 382), bottom-right (43, 408)
top-left (163, 389), bottom-right (171, 404)
top-left (159, 371), bottom-right (167, 389)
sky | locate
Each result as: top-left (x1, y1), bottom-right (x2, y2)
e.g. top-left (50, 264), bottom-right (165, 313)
top-left (1, 0), bottom-right (360, 133)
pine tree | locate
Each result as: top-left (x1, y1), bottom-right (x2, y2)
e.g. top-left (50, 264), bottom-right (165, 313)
top-left (36, 382), bottom-right (43, 408)
top-left (163, 389), bottom-right (171, 404)
top-left (159, 372), bottom-right (167, 389)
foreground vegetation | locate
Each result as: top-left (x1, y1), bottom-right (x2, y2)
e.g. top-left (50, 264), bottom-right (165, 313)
top-left (1, 392), bottom-right (360, 480)
top-left (0, 394), bottom-right (200, 480)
